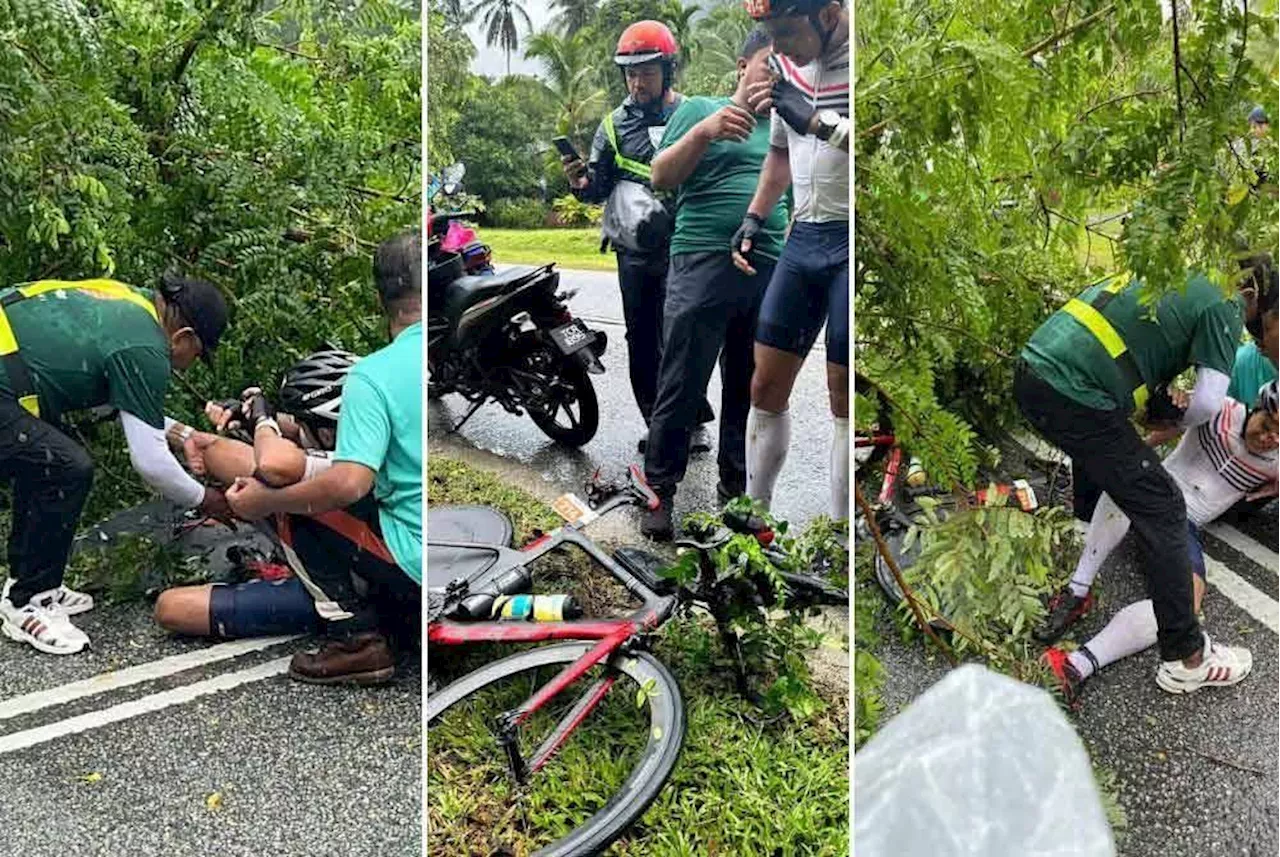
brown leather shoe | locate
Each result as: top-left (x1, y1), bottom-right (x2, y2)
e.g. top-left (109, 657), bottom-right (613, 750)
top-left (288, 631), bottom-right (395, 686)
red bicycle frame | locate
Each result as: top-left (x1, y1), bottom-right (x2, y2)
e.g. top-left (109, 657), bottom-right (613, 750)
top-left (427, 465), bottom-right (677, 774)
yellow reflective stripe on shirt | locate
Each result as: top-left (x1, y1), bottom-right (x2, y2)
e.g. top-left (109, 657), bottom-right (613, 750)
top-left (18, 279), bottom-right (159, 323)
top-left (602, 113), bottom-right (652, 180)
top-left (1060, 278), bottom-right (1149, 410)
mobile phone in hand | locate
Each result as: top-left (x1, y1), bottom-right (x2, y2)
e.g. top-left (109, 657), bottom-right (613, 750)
top-left (553, 136), bottom-right (581, 161)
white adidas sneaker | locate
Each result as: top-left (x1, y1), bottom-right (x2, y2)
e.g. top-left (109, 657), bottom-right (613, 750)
top-left (0, 593), bottom-right (90, 655)
top-left (1, 577), bottom-right (94, 616)
top-left (1156, 634), bottom-right (1252, 694)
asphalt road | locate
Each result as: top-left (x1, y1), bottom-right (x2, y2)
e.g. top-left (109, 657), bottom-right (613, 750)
top-left (0, 505), bottom-right (421, 857)
top-left (427, 267), bottom-right (839, 530)
top-left (864, 498), bottom-right (1279, 857)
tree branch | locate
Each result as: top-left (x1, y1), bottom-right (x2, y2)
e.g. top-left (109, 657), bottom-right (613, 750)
top-left (858, 310), bottom-right (1014, 360)
top-left (255, 41), bottom-right (320, 61)
top-left (1021, 3), bottom-right (1117, 58)
top-left (1171, 0), bottom-right (1185, 142)
top-left (1077, 88), bottom-right (1167, 121)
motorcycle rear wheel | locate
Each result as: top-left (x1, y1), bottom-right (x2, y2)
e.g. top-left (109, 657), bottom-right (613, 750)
top-left (527, 358), bottom-right (599, 447)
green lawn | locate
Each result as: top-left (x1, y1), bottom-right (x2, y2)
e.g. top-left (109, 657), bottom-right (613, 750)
top-left (485, 228), bottom-right (617, 272)
top-left (426, 456), bottom-right (850, 856)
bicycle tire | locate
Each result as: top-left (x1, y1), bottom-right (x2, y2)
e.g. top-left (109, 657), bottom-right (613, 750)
top-left (427, 642), bottom-right (686, 857)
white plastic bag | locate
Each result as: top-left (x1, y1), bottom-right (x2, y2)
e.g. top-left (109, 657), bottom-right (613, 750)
top-left (854, 664), bottom-right (1116, 857)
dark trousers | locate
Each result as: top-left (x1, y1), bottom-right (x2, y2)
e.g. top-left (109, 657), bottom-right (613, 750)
top-left (289, 495), bottom-right (418, 639)
top-left (0, 400), bottom-right (94, 607)
top-left (645, 252), bottom-right (775, 496)
top-left (1013, 362), bottom-right (1201, 661)
top-left (616, 248), bottom-right (713, 425)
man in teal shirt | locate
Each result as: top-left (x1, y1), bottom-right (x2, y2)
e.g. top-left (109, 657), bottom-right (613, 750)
top-left (228, 232), bottom-right (422, 684)
top-left (640, 28), bottom-right (789, 539)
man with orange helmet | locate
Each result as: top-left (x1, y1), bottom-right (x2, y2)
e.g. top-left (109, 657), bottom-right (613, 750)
top-left (562, 21), bottom-right (713, 452)
top-left (732, 0), bottom-right (850, 521)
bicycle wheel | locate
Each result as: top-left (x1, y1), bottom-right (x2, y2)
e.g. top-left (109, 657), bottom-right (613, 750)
top-left (427, 642), bottom-right (685, 857)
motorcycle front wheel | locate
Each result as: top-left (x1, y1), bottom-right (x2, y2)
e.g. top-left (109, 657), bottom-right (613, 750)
top-left (526, 357), bottom-right (599, 447)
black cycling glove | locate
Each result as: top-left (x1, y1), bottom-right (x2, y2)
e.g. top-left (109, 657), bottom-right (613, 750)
top-left (731, 213), bottom-right (765, 262)
top-left (772, 75), bottom-right (817, 136)
top-left (240, 387), bottom-right (275, 431)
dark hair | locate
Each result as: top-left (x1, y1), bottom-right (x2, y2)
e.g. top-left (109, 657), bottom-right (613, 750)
top-left (740, 27), bottom-right (773, 60)
top-left (1240, 253), bottom-right (1278, 316)
top-left (373, 231), bottom-right (422, 309)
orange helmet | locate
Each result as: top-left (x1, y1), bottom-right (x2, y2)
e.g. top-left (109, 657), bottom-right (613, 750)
top-left (614, 21), bottom-right (679, 67)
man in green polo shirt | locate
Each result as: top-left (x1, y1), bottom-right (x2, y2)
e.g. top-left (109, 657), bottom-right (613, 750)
top-left (639, 28), bottom-right (790, 539)
top-left (1015, 259), bottom-right (1275, 695)
top-left (0, 275), bottom-right (230, 655)
top-left (227, 232), bottom-right (422, 684)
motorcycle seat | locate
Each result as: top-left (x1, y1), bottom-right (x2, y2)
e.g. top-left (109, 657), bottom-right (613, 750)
top-left (442, 266), bottom-right (549, 328)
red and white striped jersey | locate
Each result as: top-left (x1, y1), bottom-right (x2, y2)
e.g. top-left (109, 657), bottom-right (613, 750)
top-left (769, 38), bottom-right (849, 224)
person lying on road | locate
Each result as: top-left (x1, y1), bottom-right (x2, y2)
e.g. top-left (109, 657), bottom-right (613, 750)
top-left (1042, 381), bottom-right (1278, 702)
top-left (0, 275), bottom-right (229, 656)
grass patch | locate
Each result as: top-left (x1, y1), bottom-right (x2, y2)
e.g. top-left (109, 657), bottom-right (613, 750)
top-left (427, 455), bottom-right (849, 856)
top-left (485, 228), bottom-right (617, 272)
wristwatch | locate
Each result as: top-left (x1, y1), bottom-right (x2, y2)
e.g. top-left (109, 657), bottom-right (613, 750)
top-left (815, 109), bottom-right (842, 141)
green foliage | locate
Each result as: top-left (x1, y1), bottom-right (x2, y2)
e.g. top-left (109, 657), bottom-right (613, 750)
top-left (488, 197), bottom-right (550, 228)
top-left (900, 492), bottom-right (1081, 673)
top-left (668, 499), bottom-right (850, 722)
top-left (551, 194), bottom-right (603, 226)
top-left (64, 533), bottom-right (197, 605)
top-left (0, 0), bottom-right (419, 519)
top-left (853, 540), bottom-right (886, 748)
top-left (856, 0), bottom-right (1279, 486)
top-left (427, 9), bottom-right (476, 171)
top-left (452, 76), bottom-right (559, 200)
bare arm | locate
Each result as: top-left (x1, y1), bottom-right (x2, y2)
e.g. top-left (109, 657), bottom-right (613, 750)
top-left (747, 145), bottom-right (792, 219)
top-left (650, 129), bottom-right (713, 190)
top-left (651, 104), bottom-right (755, 190)
top-left (251, 422), bottom-right (310, 487)
top-left (226, 461), bottom-right (375, 520)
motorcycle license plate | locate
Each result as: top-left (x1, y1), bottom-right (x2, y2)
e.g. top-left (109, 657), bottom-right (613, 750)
top-left (549, 319), bottom-right (593, 354)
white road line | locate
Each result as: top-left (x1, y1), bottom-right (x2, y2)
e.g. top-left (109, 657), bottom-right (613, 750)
top-left (0, 635), bottom-right (299, 722)
top-left (1204, 522), bottom-right (1278, 575)
top-left (1204, 555), bottom-right (1280, 634)
top-left (0, 657), bottom-right (292, 756)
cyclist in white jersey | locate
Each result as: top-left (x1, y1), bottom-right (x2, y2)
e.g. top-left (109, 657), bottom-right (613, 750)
top-left (1043, 381), bottom-right (1278, 701)
top-left (733, 0), bottom-right (850, 519)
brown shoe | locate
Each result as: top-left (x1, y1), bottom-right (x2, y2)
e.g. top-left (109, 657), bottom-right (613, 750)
top-left (288, 631), bottom-right (395, 686)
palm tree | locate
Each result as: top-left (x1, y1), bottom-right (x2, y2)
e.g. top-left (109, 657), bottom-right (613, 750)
top-left (473, 0), bottom-right (534, 76)
top-left (549, 0), bottom-right (598, 36)
top-left (525, 29), bottom-right (608, 150)
top-left (660, 0), bottom-right (702, 70)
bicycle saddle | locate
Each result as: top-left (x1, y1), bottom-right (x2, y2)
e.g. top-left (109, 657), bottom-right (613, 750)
top-left (674, 526), bottom-right (732, 553)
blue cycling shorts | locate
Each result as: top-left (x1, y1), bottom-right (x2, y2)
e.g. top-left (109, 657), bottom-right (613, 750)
top-left (754, 221), bottom-right (849, 367)
top-left (209, 577), bottom-right (320, 639)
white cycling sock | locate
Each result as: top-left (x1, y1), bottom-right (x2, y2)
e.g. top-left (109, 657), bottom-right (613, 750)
top-left (746, 407), bottom-right (791, 510)
top-left (1068, 599), bottom-right (1158, 680)
top-left (1069, 492), bottom-right (1131, 598)
top-left (831, 416), bottom-right (849, 520)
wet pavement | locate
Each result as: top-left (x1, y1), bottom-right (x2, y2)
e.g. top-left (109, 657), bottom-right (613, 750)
top-left (865, 501), bottom-right (1279, 857)
top-left (428, 267), bottom-right (840, 529)
top-left (0, 505), bottom-right (420, 857)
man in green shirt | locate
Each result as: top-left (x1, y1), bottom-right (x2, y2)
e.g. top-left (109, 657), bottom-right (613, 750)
top-left (639, 28), bottom-right (789, 539)
top-left (1016, 260), bottom-right (1275, 695)
top-left (0, 275), bottom-right (230, 655)
top-left (227, 232), bottom-right (422, 685)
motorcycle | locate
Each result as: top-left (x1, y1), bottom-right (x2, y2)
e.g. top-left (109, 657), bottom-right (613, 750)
top-left (427, 163), bottom-right (608, 447)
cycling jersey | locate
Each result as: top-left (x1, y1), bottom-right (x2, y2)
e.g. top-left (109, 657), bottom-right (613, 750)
top-left (769, 39), bottom-right (849, 223)
top-left (1164, 396), bottom-right (1278, 524)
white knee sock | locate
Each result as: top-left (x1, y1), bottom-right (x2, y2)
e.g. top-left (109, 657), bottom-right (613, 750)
top-left (1068, 599), bottom-right (1158, 679)
top-left (746, 407), bottom-right (790, 509)
top-left (831, 417), bottom-right (849, 520)
top-left (1069, 492), bottom-right (1131, 597)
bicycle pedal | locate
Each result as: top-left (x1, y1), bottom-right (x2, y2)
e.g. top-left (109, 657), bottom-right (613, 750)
top-left (613, 546), bottom-right (676, 595)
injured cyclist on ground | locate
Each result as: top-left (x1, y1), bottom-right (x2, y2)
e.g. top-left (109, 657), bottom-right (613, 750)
top-left (154, 349), bottom-right (416, 644)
